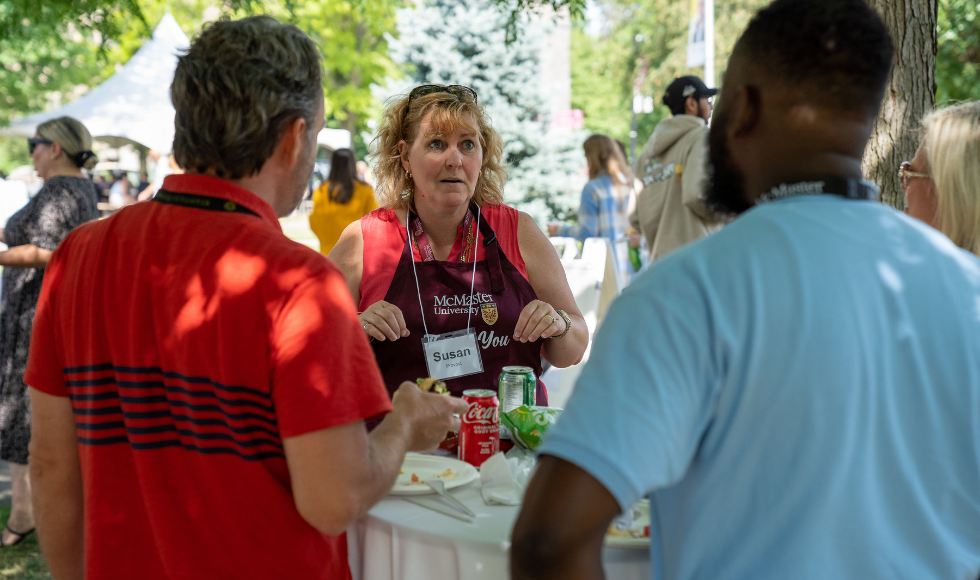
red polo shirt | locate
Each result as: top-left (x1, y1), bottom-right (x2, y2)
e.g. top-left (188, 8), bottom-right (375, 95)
top-left (25, 174), bottom-right (392, 580)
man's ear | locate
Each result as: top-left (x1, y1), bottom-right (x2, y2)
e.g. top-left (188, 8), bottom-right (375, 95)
top-left (685, 96), bottom-right (699, 116)
top-left (728, 84), bottom-right (761, 140)
top-left (278, 116), bottom-right (309, 169)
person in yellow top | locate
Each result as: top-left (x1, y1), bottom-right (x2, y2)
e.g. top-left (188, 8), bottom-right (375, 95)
top-left (310, 148), bottom-right (378, 255)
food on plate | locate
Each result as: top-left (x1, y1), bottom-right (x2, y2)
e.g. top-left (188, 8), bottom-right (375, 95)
top-left (606, 501), bottom-right (650, 540)
top-left (416, 377), bottom-right (449, 395)
top-left (606, 524), bottom-right (650, 539)
top-left (500, 406), bottom-right (561, 450)
top-left (396, 468), bottom-right (458, 486)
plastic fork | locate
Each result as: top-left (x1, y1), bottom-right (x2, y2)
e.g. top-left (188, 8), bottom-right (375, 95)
top-left (424, 479), bottom-right (476, 517)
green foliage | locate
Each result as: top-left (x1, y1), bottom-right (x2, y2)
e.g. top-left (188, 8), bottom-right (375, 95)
top-left (0, 0), bottom-right (147, 46)
top-left (570, 25), bottom-right (668, 155)
top-left (498, 0), bottom-right (586, 43)
top-left (386, 0), bottom-right (585, 223)
top-left (0, 506), bottom-right (50, 578)
top-left (233, 0), bottom-right (404, 160)
top-left (570, 0), bottom-right (768, 162)
top-left (937, 0), bottom-right (980, 105)
top-left (0, 139), bottom-right (31, 176)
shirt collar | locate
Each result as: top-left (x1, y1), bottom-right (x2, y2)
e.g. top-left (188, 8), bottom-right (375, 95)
top-left (160, 174), bottom-right (282, 232)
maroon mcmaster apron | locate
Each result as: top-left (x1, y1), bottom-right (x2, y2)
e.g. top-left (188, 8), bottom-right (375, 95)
top-left (370, 206), bottom-right (548, 405)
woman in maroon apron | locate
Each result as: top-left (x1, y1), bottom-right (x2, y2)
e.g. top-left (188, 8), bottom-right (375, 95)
top-left (330, 84), bottom-right (588, 403)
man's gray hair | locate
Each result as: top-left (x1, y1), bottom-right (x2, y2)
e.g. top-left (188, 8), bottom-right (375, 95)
top-left (171, 16), bottom-right (322, 179)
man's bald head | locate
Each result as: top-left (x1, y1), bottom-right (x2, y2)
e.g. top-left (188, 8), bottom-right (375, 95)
top-left (705, 0), bottom-right (895, 215)
top-left (732, 0), bottom-right (893, 113)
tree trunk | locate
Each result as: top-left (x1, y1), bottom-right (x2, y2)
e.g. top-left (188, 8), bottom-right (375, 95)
top-left (863, 0), bottom-right (938, 210)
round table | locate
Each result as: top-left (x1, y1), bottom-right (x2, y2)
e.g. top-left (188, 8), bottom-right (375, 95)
top-left (347, 479), bottom-right (652, 580)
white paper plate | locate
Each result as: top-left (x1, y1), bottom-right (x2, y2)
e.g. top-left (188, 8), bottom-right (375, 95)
top-left (605, 499), bottom-right (651, 549)
top-left (390, 453), bottom-right (479, 496)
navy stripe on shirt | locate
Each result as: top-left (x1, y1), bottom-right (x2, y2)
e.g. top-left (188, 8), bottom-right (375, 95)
top-left (63, 365), bottom-right (284, 460)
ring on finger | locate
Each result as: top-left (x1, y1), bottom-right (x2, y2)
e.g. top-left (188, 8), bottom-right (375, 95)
top-left (549, 314), bottom-right (556, 325)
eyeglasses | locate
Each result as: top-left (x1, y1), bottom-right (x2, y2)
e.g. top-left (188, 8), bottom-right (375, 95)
top-left (408, 84), bottom-right (478, 104)
top-left (898, 161), bottom-right (930, 191)
top-left (28, 138), bottom-right (52, 154)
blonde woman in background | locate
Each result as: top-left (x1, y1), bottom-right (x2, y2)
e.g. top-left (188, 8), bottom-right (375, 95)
top-left (0, 116), bottom-right (99, 547)
top-left (903, 101), bottom-right (980, 256)
top-left (548, 134), bottom-right (634, 282)
top-left (309, 148), bottom-right (377, 256)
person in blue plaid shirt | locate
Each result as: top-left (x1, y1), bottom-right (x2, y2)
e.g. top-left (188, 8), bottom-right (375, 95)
top-left (548, 134), bottom-right (634, 284)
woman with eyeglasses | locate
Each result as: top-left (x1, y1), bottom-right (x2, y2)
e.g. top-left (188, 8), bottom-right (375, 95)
top-left (0, 116), bottom-right (99, 547)
top-left (902, 101), bottom-right (980, 255)
top-left (330, 85), bottom-right (588, 409)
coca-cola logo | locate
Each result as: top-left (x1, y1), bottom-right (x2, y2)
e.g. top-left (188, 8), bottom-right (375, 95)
top-left (462, 402), bottom-right (499, 425)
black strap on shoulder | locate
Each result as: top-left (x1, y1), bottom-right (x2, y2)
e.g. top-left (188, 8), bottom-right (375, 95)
top-left (153, 189), bottom-right (259, 217)
top-left (474, 205), bottom-right (505, 294)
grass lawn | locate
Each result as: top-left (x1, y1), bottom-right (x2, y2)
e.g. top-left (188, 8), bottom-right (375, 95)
top-left (0, 507), bottom-right (49, 579)
top-left (280, 213), bottom-right (319, 251)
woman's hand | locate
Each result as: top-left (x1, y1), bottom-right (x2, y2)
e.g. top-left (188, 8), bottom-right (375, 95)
top-left (359, 300), bottom-right (410, 341)
top-left (514, 300), bottom-right (565, 343)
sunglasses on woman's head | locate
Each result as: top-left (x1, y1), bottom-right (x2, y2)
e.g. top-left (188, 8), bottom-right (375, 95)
top-left (408, 84), bottom-right (478, 104)
top-left (28, 138), bottom-right (52, 154)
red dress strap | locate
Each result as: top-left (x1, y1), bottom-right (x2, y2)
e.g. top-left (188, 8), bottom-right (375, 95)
top-left (483, 204), bottom-right (527, 278)
top-left (359, 208), bottom-right (405, 311)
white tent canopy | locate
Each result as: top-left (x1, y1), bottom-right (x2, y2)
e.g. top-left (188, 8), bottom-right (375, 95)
top-left (317, 128), bottom-right (352, 151)
top-left (1, 14), bottom-right (188, 152)
top-left (2, 14), bottom-right (352, 157)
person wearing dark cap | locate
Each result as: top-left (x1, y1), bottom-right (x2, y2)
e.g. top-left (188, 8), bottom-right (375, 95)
top-left (627, 75), bottom-right (723, 261)
top-left (514, 0), bottom-right (980, 578)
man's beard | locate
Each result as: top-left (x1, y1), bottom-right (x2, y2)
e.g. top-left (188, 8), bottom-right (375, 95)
top-left (704, 117), bottom-right (753, 216)
top-left (285, 137), bottom-right (317, 214)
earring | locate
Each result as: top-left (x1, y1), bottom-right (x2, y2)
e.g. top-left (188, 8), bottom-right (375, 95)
top-left (406, 171), bottom-right (412, 180)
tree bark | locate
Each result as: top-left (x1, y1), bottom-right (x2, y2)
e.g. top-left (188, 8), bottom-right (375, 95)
top-left (863, 0), bottom-right (938, 210)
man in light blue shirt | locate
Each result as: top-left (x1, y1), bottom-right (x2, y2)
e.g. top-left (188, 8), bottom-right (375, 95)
top-left (511, 1), bottom-right (980, 579)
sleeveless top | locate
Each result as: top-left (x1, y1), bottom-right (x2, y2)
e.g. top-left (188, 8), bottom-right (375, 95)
top-left (359, 204), bottom-right (528, 311)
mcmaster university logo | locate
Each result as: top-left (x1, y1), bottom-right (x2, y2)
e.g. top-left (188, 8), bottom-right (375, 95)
top-left (481, 302), bottom-right (498, 325)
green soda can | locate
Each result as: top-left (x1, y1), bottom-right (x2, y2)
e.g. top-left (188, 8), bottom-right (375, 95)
top-left (498, 366), bottom-right (536, 412)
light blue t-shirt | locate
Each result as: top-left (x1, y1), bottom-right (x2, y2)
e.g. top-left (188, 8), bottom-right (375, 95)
top-left (541, 195), bottom-right (980, 580)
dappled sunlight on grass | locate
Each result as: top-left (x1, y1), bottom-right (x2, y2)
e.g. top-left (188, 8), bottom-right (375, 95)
top-left (0, 507), bottom-right (48, 579)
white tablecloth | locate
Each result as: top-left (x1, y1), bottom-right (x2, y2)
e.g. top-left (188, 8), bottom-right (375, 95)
top-left (348, 480), bottom-right (651, 580)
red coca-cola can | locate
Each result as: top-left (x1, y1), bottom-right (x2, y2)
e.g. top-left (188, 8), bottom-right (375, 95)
top-left (459, 389), bottom-right (499, 467)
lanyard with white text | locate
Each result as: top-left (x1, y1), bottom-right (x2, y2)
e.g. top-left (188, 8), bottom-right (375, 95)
top-left (408, 205), bottom-right (483, 338)
top-left (408, 206), bottom-right (485, 380)
top-left (412, 208), bottom-right (477, 263)
top-left (755, 177), bottom-right (879, 205)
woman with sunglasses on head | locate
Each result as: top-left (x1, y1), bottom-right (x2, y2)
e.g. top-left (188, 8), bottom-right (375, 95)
top-left (902, 101), bottom-right (980, 255)
top-left (0, 116), bottom-right (99, 548)
top-left (330, 85), bottom-right (588, 407)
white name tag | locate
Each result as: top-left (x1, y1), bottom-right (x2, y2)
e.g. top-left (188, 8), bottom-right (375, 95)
top-left (422, 328), bottom-right (484, 381)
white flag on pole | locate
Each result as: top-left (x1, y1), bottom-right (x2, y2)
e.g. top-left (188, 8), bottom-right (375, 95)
top-left (686, 0), bottom-right (706, 68)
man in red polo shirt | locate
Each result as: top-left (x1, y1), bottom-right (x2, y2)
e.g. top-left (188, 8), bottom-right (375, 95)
top-left (24, 16), bottom-right (465, 580)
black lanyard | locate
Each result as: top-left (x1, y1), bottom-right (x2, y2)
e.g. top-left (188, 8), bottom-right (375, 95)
top-left (152, 189), bottom-right (259, 217)
top-left (756, 177), bottom-right (879, 204)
